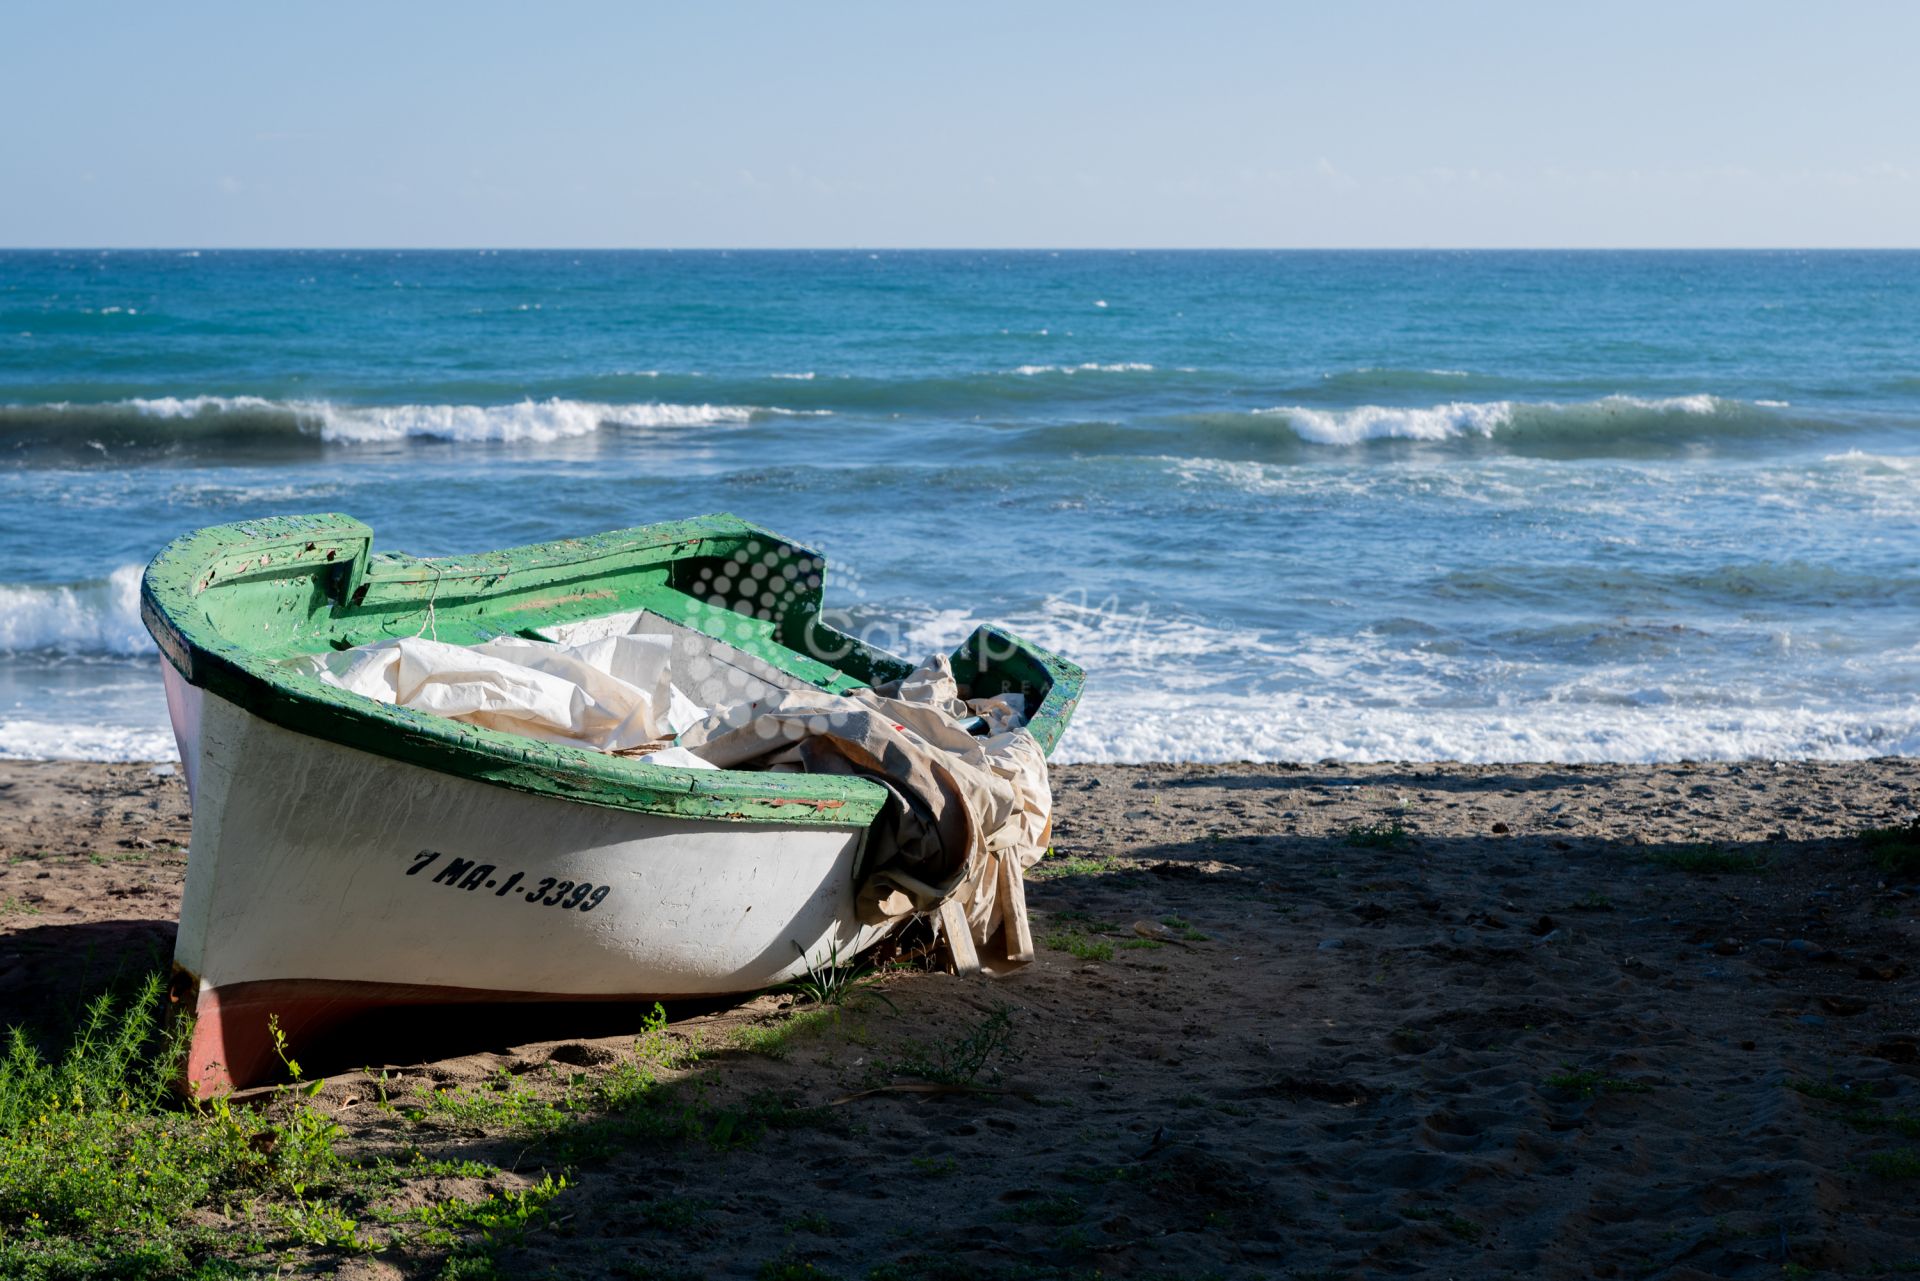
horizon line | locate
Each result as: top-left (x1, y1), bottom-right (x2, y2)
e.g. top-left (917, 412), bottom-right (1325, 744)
top-left (6, 245), bottom-right (1920, 254)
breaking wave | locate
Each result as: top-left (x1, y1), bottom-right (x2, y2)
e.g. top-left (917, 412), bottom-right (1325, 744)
top-left (1260, 393), bottom-right (1724, 445)
top-left (985, 394), bottom-right (1862, 465)
top-left (0, 567), bottom-right (152, 656)
top-left (1071, 393), bottom-right (1887, 462)
top-left (6, 383), bottom-right (1818, 466)
top-left (0, 396), bottom-right (821, 459)
top-left (1010, 362), bottom-right (1156, 376)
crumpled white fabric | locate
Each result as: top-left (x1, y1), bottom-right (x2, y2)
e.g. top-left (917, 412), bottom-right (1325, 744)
top-left (288, 632), bottom-right (705, 754)
top-left (290, 627), bottom-right (1054, 966)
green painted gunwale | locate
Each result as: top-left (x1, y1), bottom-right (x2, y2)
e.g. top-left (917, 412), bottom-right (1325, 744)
top-left (140, 513), bottom-right (1083, 825)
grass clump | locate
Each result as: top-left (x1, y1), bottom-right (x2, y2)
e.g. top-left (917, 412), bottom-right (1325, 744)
top-left (1789, 1078), bottom-right (1920, 1138)
top-left (782, 941), bottom-right (896, 1014)
top-left (1862, 819), bottom-right (1920, 876)
top-left (1865, 1149), bottom-right (1920, 1179)
top-left (1545, 1067), bottom-right (1653, 1099)
top-left (1389, 1027), bottom-right (1431, 1053)
top-left (1004, 1193), bottom-right (1085, 1226)
top-left (1160, 915), bottom-right (1209, 941)
top-left (1043, 914), bottom-right (1120, 962)
top-left (757, 1248), bottom-right (838, 1280)
top-left (634, 1195), bottom-right (713, 1233)
top-left (872, 1007), bottom-right (1018, 1088)
top-left (728, 1006), bottom-right (847, 1062)
top-left (0, 975), bottom-right (350, 1278)
top-left (1027, 846), bottom-right (1116, 881)
top-left (0, 981), bottom-right (818, 1276)
top-left (401, 1005), bottom-right (715, 1160)
top-left (1789, 1077), bottom-right (1871, 1106)
top-left (402, 1065), bottom-right (571, 1134)
top-left (1342, 820), bottom-right (1412, 850)
top-left (1646, 842), bottom-right (1769, 874)
top-left (377, 1174), bottom-right (567, 1248)
top-left (1044, 930), bottom-right (1114, 962)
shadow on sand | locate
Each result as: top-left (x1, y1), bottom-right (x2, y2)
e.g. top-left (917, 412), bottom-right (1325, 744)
top-left (0, 914), bottom-right (754, 1081)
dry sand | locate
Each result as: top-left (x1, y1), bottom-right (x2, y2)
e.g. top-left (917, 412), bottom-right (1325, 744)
top-left (2, 757), bottom-right (1918, 1279)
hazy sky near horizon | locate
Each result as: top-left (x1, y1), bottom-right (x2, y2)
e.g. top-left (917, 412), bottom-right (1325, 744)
top-left (3, 2), bottom-right (1916, 248)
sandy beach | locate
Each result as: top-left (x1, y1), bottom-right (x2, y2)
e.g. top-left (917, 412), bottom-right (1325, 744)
top-left (1, 756), bottom-right (1917, 1278)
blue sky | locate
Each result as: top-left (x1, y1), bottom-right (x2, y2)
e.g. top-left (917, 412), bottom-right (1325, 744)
top-left (2, 2), bottom-right (1915, 247)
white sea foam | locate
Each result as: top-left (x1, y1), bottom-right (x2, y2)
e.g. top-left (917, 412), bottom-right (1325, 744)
top-left (0, 719), bottom-right (176, 762)
top-left (115, 396), bottom-right (817, 443)
top-left (1325, 366), bottom-right (1472, 380)
top-left (1824, 449), bottom-right (1920, 471)
top-left (894, 597), bottom-right (1268, 683)
top-left (876, 592), bottom-right (1920, 765)
top-left (124, 394), bottom-right (282, 418)
top-left (305, 399), bottom-right (772, 443)
top-left (9, 674), bottom-right (1911, 765)
top-left (0, 566), bottom-right (151, 656)
top-left (1265, 400), bottom-right (1517, 443)
top-left (165, 480), bottom-right (344, 508)
top-left (770, 372), bottom-right (817, 380)
top-left (1050, 689), bottom-right (1920, 765)
top-left (1261, 394), bottom-right (1725, 444)
top-left (1650, 393), bottom-right (1729, 413)
top-left (1009, 362), bottom-right (1154, 376)
top-left (1163, 454), bottom-right (1553, 505)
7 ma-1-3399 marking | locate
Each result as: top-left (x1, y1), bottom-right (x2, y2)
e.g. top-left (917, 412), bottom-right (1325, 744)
top-left (405, 848), bottom-right (610, 912)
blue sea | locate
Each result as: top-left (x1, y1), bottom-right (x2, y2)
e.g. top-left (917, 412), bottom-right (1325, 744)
top-left (2, 249), bottom-right (1918, 764)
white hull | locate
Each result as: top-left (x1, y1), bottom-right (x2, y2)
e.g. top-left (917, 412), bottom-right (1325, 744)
top-left (167, 673), bottom-right (878, 1090)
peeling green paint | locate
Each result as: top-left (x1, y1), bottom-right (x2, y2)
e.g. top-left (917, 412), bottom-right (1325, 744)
top-left (141, 513), bottom-right (1083, 825)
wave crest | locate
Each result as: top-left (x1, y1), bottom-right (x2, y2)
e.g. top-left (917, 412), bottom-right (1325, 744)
top-left (1010, 362), bottom-right (1156, 376)
top-left (0, 567), bottom-right (151, 656)
top-left (0, 396), bottom-right (818, 457)
top-left (299, 398), bottom-right (784, 443)
top-left (1260, 394), bottom-right (1725, 445)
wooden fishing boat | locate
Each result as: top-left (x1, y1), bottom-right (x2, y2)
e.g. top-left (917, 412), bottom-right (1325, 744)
top-left (141, 513), bottom-right (1081, 1094)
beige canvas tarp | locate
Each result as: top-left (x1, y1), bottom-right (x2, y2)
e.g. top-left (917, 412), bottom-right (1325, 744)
top-left (675, 655), bottom-right (1050, 965)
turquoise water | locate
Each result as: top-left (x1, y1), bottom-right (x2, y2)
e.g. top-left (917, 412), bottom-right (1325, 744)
top-left (2, 249), bottom-right (1917, 762)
